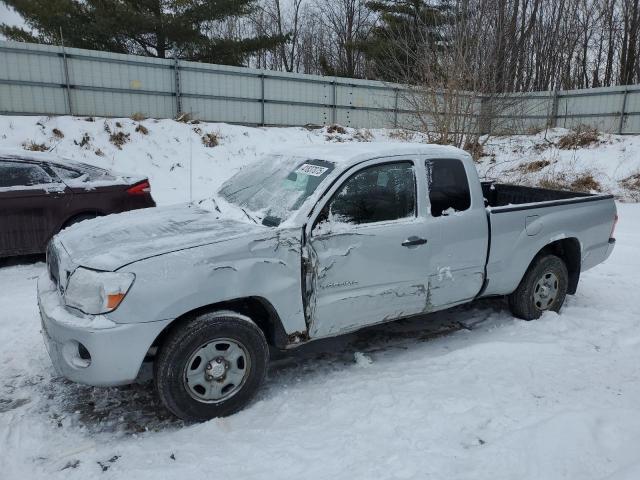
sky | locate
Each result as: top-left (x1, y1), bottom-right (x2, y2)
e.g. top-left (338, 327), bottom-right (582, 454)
top-left (0, 3), bottom-right (25, 36)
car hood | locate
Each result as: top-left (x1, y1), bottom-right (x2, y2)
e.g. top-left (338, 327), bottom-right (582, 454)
top-left (56, 204), bottom-right (266, 271)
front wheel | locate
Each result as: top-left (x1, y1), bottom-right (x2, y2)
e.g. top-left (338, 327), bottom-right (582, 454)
top-left (508, 254), bottom-right (568, 320)
top-left (154, 311), bottom-right (269, 421)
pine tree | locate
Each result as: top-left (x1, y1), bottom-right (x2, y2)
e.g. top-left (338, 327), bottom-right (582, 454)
top-left (0, 0), bottom-right (284, 66)
top-left (360, 0), bottom-right (453, 81)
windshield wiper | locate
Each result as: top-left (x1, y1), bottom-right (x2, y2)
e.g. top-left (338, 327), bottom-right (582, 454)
top-left (241, 208), bottom-right (258, 224)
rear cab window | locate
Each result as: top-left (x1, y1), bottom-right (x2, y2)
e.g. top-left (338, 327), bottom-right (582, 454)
top-left (425, 158), bottom-right (471, 217)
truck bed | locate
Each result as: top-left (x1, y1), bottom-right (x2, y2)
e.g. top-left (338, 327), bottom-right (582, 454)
top-left (481, 182), bottom-right (605, 210)
top-left (479, 181), bottom-right (616, 298)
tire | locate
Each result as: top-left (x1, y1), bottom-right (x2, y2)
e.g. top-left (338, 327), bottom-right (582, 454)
top-left (154, 311), bottom-right (269, 421)
top-left (508, 254), bottom-right (568, 320)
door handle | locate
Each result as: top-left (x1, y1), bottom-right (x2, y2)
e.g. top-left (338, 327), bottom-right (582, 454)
top-left (401, 236), bottom-right (428, 247)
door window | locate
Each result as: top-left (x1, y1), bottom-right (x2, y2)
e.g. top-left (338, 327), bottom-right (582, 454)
top-left (320, 161), bottom-right (416, 226)
top-left (425, 158), bottom-right (471, 217)
top-left (0, 161), bottom-right (53, 188)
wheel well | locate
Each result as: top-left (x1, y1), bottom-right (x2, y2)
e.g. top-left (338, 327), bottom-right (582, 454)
top-left (61, 210), bottom-right (104, 230)
top-left (536, 238), bottom-right (581, 294)
top-left (151, 297), bottom-right (289, 353)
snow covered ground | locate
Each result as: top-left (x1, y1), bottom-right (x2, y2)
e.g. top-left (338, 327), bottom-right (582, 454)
top-left (1, 116), bottom-right (640, 479)
top-left (1, 204), bottom-right (639, 480)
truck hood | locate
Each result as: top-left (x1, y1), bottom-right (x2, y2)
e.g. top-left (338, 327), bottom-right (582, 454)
top-left (56, 204), bottom-right (266, 271)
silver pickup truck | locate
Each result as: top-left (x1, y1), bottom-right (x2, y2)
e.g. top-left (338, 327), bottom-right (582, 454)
top-left (38, 143), bottom-right (617, 421)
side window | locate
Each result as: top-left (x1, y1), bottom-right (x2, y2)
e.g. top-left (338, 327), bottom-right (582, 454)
top-left (0, 161), bottom-right (53, 189)
top-left (426, 158), bottom-right (471, 217)
top-left (322, 161), bottom-right (416, 225)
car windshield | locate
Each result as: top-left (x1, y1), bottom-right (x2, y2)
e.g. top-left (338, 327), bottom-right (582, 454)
top-left (218, 155), bottom-right (336, 226)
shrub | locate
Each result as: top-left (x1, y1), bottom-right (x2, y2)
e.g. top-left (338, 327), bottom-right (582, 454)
top-left (109, 131), bottom-right (130, 149)
top-left (520, 159), bottom-right (551, 173)
top-left (353, 129), bottom-right (373, 142)
top-left (571, 174), bottom-right (601, 192)
top-left (620, 172), bottom-right (640, 200)
top-left (95, 148), bottom-right (104, 157)
top-left (570, 173), bottom-right (602, 192)
top-left (463, 140), bottom-right (484, 161)
top-left (557, 126), bottom-right (600, 149)
top-left (130, 112), bottom-right (146, 121)
top-left (135, 124), bottom-right (149, 135)
top-left (201, 132), bottom-right (219, 147)
top-left (175, 112), bottom-right (192, 123)
top-left (52, 128), bottom-right (64, 139)
top-left (326, 124), bottom-right (347, 134)
top-left (22, 141), bottom-right (48, 152)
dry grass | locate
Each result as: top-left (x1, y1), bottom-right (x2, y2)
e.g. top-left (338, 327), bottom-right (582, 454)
top-left (387, 129), bottom-right (417, 142)
top-left (201, 132), bottom-right (219, 147)
top-left (538, 177), bottom-right (569, 191)
top-left (52, 128), bottom-right (64, 139)
top-left (352, 129), bottom-right (373, 142)
top-left (175, 112), bottom-right (192, 123)
top-left (130, 112), bottom-right (146, 122)
top-left (519, 159), bottom-right (551, 173)
top-left (326, 124), bottom-right (347, 135)
top-left (538, 171), bottom-right (602, 193)
top-left (557, 126), bottom-right (600, 149)
top-left (570, 173), bottom-right (602, 192)
top-left (22, 141), bottom-right (48, 152)
top-left (463, 140), bottom-right (484, 161)
top-left (74, 132), bottom-right (91, 148)
top-left (95, 148), bottom-right (104, 157)
top-left (526, 125), bottom-right (546, 135)
top-left (135, 124), bottom-right (149, 135)
top-left (619, 172), bottom-right (640, 200)
top-left (115, 121), bottom-right (123, 128)
top-left (109, 131), bottom-right (130, 149)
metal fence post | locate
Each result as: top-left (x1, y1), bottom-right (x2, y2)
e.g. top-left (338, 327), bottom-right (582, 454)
top-left (393, 88), bottom-right (399, 128)
top-left (619, 88), bottom-right (629, 134)
top-left (261, 73), bottom-right (266, 126)
top-left (479, 95), bottom-right (491, 135)
top-left (550, 90), bottom-right (559, 128)
top-left (332, 79), bottom-right (337, 124)
top-left (174, 58), bottom-right (182, 116)
top-left (59, 29), bottom-right (73, 116)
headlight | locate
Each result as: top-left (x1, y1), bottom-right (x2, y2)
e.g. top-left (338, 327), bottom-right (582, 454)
top-left (64, 268), bottom-right (135, 315)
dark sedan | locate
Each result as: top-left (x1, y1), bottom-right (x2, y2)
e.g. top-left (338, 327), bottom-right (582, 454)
top-left (0, 151), bottom-right (155, 258)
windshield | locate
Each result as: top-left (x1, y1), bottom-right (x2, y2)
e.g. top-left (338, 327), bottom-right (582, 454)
top-left (218, 155), bottom-right (336, 226)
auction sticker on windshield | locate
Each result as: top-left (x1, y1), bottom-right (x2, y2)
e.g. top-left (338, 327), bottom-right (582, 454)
top-left (296, 164), bottom-right (329, 177)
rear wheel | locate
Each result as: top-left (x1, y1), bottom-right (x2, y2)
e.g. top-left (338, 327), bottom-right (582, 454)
top-left (154, 311), bottom-right (268, 421)
top-left (508, 254), bottom-right (568, 320)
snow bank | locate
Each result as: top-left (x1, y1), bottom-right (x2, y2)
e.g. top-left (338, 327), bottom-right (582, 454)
top-left (1, 116), bottom-right (639, 204)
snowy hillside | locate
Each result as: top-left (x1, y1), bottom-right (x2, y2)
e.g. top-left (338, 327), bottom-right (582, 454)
top-left (1, 115), bottom-right (639, 203)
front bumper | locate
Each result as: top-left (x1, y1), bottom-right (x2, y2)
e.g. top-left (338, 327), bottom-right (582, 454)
top-left (38, 274), bottom-right (172, 387)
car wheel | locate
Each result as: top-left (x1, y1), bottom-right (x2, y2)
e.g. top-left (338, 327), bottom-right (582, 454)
top-left (508, 254), bottom-right (568, 320)
top-left (154, 311), bottom-right (269, 421)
